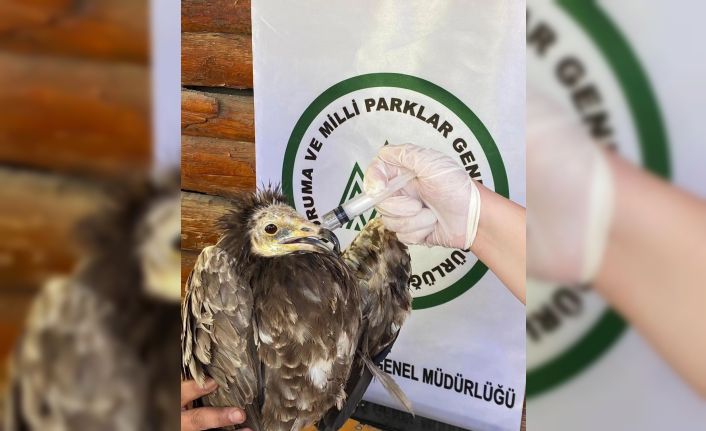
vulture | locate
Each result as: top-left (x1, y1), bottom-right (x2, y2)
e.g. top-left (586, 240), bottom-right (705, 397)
top-left (3, 174), bottom-right (181, 431)
top-left (182, 187), bottom-right (412, 431)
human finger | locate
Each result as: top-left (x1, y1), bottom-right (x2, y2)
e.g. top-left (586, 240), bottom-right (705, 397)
top-left (397, 224), bottom-right (437, 245)
top-left (181, 379), bottom-right (218, 407)
top-left (376, 195), bottom-right (423, 217)
top-left (181, 406), bottom-right (247, 431)
top-left (380, 208), bottom-right (437, 234)
top-left (364, 158), bottom-right (398, 194)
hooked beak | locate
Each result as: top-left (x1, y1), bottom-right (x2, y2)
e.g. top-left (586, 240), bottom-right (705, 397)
top-left (280, 226), bottom-right (341, 254)
top-left (320, 228), bottom-right (341, 254)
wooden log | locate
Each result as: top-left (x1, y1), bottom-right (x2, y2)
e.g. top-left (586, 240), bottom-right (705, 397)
top-left (181, 135), bottom-right (255, 196)
top-left (182, 32), bottom-right (253, 89)
top-left (0, 291), bottom-right (34, 327)
top-left (0, 168), bottom-right (106, 290)
top-left (0, 0), bottom-right (148, 63)
top-left (181, 249), bottom-right (199, 293)
top-left (0, 291), bottom-right (35, 360)
top-left (182, 89), bottom-right (254, 142)
top-left (181, 191), bottom-right (233, 252)
top-left (0, 52), bottom-right (151, 176)
top-left (182, 0), bottom-right (251, 34)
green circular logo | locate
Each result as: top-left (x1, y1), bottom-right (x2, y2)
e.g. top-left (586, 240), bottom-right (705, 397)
top-left (282, 73), bottom-right (510, 309)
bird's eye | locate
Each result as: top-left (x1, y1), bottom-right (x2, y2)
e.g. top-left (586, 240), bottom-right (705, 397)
top-left (264, 224), bottom-right (278, 234)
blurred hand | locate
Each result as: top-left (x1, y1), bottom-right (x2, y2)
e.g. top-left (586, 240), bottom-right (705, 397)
top-left (526, 88), bottom-right (614, 284)
top-left (181, 379), bottom-right (250, 431)
top-left (364, 143), bottom-right (480, 249)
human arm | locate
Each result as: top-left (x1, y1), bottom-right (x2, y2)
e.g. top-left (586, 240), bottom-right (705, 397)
top-left (527, 88), bottom-right (706, 397)
top-left (594, 155), bottom-right (706, 397)
top-left (471, 182), bottom-right (526, 303)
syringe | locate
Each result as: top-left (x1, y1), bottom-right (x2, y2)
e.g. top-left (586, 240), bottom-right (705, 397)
top-left (320, 171), bottom-right (416, 230)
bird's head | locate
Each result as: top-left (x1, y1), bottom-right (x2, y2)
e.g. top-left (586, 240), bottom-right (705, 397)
top-left (219, 186), bottom-right (340, 258)
top-left (77, 171), bottom-right (181, 303)
top-left (136, 193), bottom-right (181, 302)
top-left (249, 204), bottom-right (340, 256)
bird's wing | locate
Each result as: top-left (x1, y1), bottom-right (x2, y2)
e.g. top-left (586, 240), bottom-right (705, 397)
top-left (342, 217), bottom-right (412, 356)
top-left (181, 245), bottom-right (262, 428)
top-left (317, 218), bottom-right (413, 430)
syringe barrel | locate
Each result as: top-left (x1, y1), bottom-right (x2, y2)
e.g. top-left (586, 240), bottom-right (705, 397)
top-left (319, 171), bottom-right (415, 231)
top-left (320, 206), bottom-right (345, 230)
top-left (341, 193), bottom-right (377, 220)
top-left (341, 171), bottom-right (415, 223)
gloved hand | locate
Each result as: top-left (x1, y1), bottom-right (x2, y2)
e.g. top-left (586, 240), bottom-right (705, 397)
top-left (526, 87), bottom-right (614, 284)
top-left (364, 143), bottom-right (480, 249)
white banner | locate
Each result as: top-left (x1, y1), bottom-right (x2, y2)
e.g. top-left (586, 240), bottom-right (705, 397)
top-left (252, 1), bottom-right (525, 430)
top-left (150, 0), bottom-right (180, 171)
top-left (527, 1), bottom-right (706, 429)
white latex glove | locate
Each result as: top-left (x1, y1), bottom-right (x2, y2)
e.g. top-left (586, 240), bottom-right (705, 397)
top-left (527, 87), bottom-right (614, 284)
top-left (364, 144), bottom-right (480, 249)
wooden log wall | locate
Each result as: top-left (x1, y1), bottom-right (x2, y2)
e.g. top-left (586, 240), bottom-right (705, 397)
top-left (0, 0), bottom-right (150, 380)
top-left (180, 0), bottom-right (255, 281)
top-left (180, 4), bottom-right (376, 429)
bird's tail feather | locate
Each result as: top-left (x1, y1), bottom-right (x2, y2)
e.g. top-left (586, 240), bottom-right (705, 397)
top-left (361, 354), bottom-right (414, 415)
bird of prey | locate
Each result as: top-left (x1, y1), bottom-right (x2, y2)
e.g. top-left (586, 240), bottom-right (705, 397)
top-left (3, 173), bottom-right (181, 431)
top-left (182, 187), bottom-right (412, 431)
